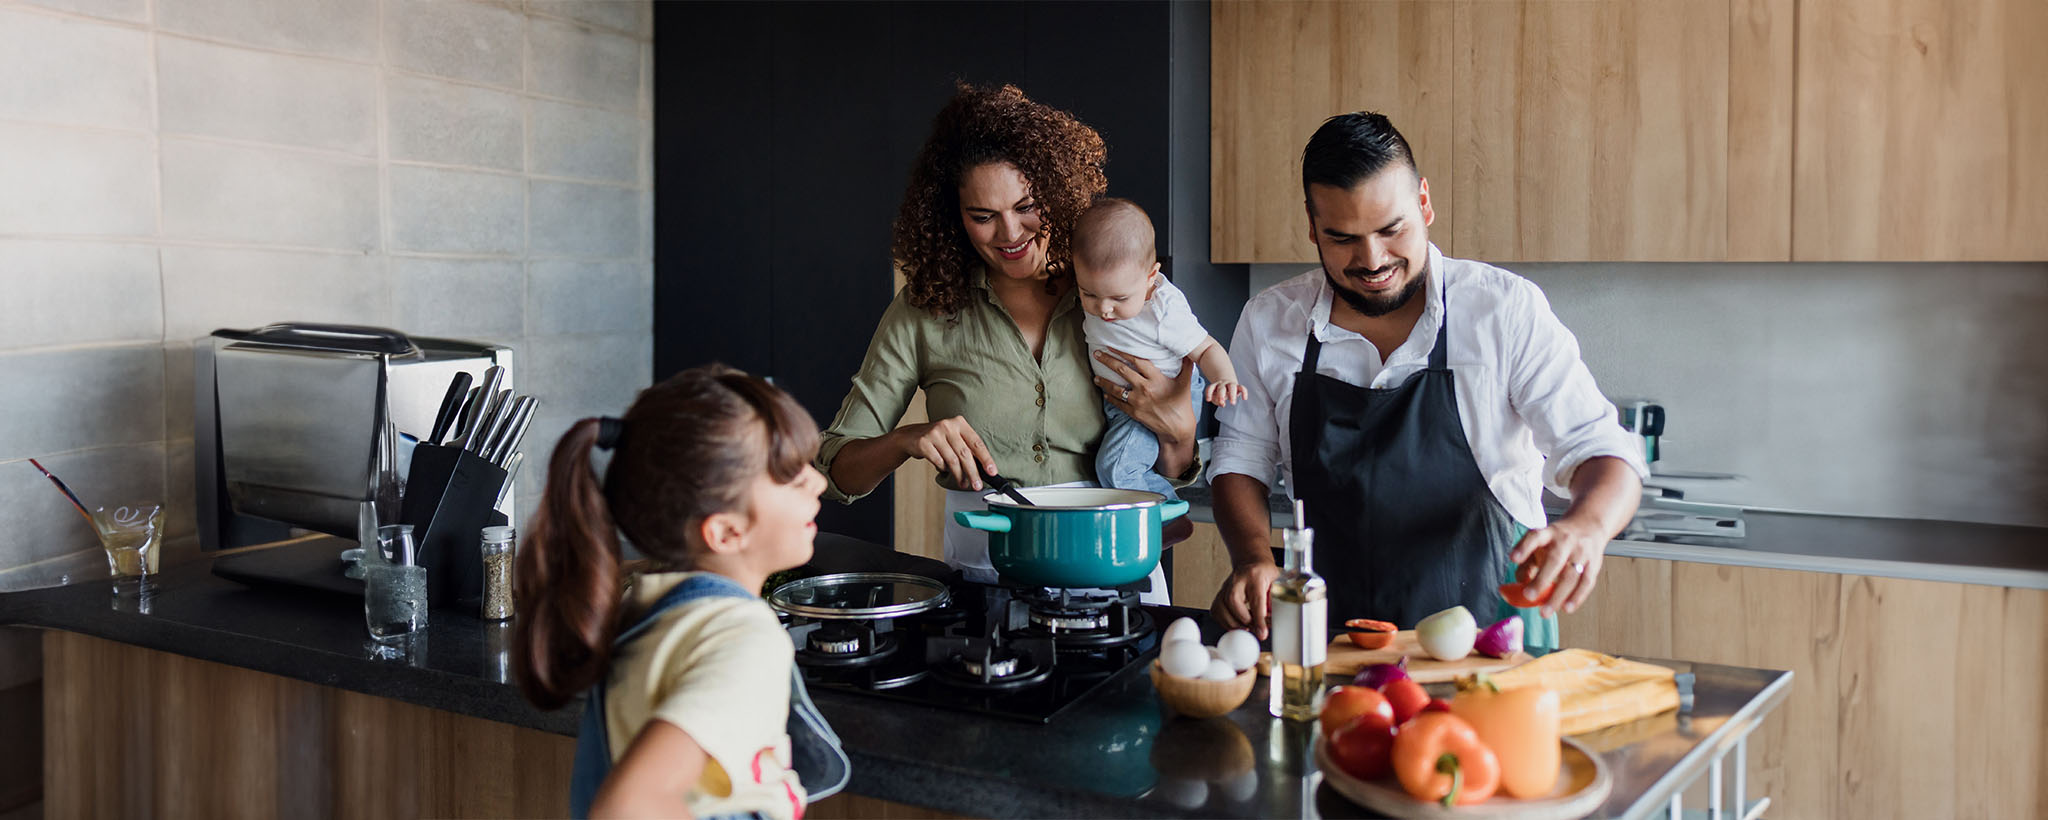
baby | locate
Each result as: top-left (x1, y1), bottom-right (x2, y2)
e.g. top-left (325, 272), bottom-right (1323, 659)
top-left (1073, 198), bottom-right (1245, 499)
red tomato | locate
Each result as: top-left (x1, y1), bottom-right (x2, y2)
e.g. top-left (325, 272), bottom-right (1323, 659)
top-left (1382, 676), bottom-right (1430, 725)
top-left (1423, 698), bottom-right (1454, 714)
top-left (1320, 686), bottom-right (1395, 736)
top-left (1498, 581), bottom-right (1555, 609)
top-left (1328, 711), bottom-right (1398, 780)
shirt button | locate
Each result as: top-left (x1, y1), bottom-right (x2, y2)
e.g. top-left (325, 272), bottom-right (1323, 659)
top-left (1032, 442), bottom-right (1045, 452)
top-left (1035, 396), bottom-right (1045, 407)
top-left (1035, 383), bottom-right (1045, 394)
top-left (1034, 454), bottom-right (1046, 463)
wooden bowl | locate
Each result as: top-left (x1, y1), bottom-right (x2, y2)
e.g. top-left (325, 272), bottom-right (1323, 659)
top-left (1150, 659), bottom-right (1256, 718)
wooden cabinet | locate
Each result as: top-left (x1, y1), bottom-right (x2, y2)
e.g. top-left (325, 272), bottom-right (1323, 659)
top-left (1213, 0), bottom-right (1792, 263)
top-left (1792, 0), bottom-right (2048, 260)
top-left (1563, 556), bottom-right (2048, 819)
top-left (1451, 0), bottom-right (1791, 261)
top-left (1215, 0), bottom-right (2048, 262)
top-left (1211, 0), bottom-right (1455, 263)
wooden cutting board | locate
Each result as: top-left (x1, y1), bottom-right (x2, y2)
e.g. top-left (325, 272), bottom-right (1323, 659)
top-left (1258, 630), bottom-right (1530, 684)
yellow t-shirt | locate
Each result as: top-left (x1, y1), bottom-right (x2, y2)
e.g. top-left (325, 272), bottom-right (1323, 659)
top-left (606, 572), bottom-right (805, 820)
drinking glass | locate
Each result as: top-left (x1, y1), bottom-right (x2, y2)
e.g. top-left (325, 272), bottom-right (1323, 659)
top-left (92, 503), bottom-right (161, 596)
top-left (364, 524), bottom-right (427, 643)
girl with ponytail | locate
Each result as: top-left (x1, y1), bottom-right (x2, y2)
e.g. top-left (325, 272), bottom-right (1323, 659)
top-left (514, 364), bottom-right (841, 819)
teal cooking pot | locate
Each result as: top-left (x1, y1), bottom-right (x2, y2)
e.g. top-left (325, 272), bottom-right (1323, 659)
top-left (953, 487), bottom-right (1190, 588)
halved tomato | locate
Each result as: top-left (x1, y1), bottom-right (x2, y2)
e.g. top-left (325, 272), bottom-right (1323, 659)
top-left (1343, 618), bottom-right (1398, 649)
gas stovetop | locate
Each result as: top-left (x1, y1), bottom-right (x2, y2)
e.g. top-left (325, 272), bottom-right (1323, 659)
top-left (777, 579), bottom-right (1161, 723)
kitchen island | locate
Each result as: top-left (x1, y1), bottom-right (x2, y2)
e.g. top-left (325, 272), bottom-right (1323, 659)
top-left (1173, 486), bottom-right (2048, 818)
top-left (1, 544), bottom-right (1790, 819)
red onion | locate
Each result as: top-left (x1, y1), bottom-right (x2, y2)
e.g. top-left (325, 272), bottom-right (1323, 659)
top-left (1474, 615), bottom-right (1525, 659)
top-left (1352, 655), bottom-right (1410, 689)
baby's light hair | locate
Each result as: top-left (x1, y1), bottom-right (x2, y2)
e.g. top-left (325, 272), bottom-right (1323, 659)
top-left (1073, 198), bottom-right (1156, 280)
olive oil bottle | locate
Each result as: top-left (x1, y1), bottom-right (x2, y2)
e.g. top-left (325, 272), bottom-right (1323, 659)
top-left (1268, 499), bottom-right (1327, 720)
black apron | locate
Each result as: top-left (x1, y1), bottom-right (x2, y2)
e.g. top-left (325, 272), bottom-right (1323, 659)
top-left (1288, 303), bottom-right (1520, 630)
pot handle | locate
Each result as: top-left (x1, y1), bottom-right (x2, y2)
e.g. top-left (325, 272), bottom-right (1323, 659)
top-left (953, 510), bottom-right (1012, 533)
top-left (1160, 500), bottom-right (1189, 521)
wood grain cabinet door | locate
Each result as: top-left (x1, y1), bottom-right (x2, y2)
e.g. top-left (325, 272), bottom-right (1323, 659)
top-left (1450, 0), bottom-right (1792, 262)
top-left (1211, 0), bottom-right (1796, 264)
top-left (1793, 0), bottom-right (2048, 261)
top-left (1211, 0), bottom-right (1456, 264)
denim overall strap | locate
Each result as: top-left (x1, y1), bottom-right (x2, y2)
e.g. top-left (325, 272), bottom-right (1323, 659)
top-left (568, 573), bottom-right (848, 819)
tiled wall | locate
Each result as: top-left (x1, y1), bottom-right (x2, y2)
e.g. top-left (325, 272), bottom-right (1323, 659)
top-left (1248, 260), bottom-right (2048, 527)
top-left (0, 0), bottom-right (655, 668)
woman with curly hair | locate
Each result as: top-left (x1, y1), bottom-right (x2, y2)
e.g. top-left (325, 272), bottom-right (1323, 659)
top-left (815, 83), bottom-right (1198, 598)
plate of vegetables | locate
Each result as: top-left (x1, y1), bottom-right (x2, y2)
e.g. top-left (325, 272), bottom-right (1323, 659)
top-left (1313, 661), bottom-right (1611, 819)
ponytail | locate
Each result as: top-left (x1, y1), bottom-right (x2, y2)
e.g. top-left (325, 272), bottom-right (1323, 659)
top-left (509, 363), bottom-right (821, 712)
top-left (513, 417), bottom-right (622, 710)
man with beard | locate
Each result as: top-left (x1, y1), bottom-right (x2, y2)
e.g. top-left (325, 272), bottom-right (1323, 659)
top-left (1206, 112), bottom-right (1646, 652)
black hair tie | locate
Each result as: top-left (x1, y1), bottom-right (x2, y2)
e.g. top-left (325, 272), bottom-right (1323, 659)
top-left (594, 417), bottom-right (626, 451)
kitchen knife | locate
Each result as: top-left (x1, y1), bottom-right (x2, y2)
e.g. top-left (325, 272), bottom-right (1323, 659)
top-left (481, 395), bottom-right (534, 462)
top-left (493, 451), bottom-right (524, 507)
top-left (469, 388), bottom-right (512, 454)
top-left (473, 389), bottom-right (517, 455)
top-left (490, 397), bottom-right (539, 468)
top-left (460, 367), bottom-right (506, 450)
top-left (448, 385), bottom-right (485, 447)
top-left (427, 372), bottom-right (472, 445)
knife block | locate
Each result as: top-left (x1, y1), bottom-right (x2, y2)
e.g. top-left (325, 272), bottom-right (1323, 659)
top-left (399, 443), bottom-right (509, 608)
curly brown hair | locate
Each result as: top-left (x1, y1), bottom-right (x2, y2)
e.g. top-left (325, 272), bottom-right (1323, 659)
top-left (892, 83), bottom-right (1108, 316)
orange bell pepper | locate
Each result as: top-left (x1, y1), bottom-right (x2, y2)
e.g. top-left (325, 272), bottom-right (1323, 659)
top-left (1390, 712), bottom-right (1500, 807)
top-left (1450, 676), bottom-right (1561, 798)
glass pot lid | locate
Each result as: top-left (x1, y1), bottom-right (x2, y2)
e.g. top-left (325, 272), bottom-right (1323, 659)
top-left (767, 572), bottom-right (951, 620)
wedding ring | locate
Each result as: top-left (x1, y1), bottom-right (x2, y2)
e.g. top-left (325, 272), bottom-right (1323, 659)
top-left (1572, 562), bottom-right (1586, 573)
top-left (1121, 389), bottom-right (1131, 401)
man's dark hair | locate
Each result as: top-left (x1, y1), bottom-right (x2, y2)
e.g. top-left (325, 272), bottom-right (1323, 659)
top-left (1301, 111), bottom-right (1417, 206)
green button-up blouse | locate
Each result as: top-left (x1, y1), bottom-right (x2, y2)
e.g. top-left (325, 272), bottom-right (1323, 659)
top-left (817, 268), bottom-right (1106, 503)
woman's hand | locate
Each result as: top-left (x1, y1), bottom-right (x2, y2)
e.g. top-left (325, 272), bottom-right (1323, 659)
top-left (892, 415), bottom-right (998, 491)
top-left (1094, 349), bottom-right (1198, 477)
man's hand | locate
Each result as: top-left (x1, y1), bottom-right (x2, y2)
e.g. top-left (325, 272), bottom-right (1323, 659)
top-left (1508, 517), bottom-right (1606, 617)
top-left (1509, 456), bottom-right (1641, 617)
top-left (1211, 559), bottom-right (1282, 639)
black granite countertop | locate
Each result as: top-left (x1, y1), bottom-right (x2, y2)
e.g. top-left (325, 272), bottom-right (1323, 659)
top-left (1177, 485), bottom-right (2048, 589)
top-left (0, 546), bottom-right (1795, 819)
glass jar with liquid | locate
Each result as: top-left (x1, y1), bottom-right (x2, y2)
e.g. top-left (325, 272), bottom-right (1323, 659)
top-left (1267, 500), bottom-right (1327, 721)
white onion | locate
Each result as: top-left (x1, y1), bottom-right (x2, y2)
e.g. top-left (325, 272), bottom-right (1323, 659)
top-left (1415, 605), bottom-right (1478, 661)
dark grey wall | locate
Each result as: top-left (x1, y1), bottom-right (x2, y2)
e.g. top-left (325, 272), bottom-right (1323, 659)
top-left (655, 1), bottom-right (1240, 543)
top-left (1167, 0), bottom-right (1250, 435)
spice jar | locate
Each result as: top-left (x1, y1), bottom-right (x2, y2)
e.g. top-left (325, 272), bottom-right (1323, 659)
top-left (480, 526), bottom-right (516, 620)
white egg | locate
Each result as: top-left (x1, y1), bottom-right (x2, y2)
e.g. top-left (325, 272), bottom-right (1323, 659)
top-left (1216, 629), bottom-right (1260, 672)
top-left (1156, 776), bottom-right (1208, 809)
top-left (1163, 616), bottom-right (1201, 645)
top-left (1207, 646), bottom-right (1226, 662)
top-left (1201, 658), bottom-right (1239, 681)
top-left (1159, 639), bottom-right (1210, 679)
top-left (1218, 768), bottom-right (1260, 802)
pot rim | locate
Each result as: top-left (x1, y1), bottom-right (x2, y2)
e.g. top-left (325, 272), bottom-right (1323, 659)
top-left (979, 487), bottom-right (1171, 512)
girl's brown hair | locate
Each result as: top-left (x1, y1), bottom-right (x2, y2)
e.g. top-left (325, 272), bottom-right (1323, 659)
top-left (892, 82), bottom-right (1108, 316)
top-left (512, 364), bottom-right (819, 710)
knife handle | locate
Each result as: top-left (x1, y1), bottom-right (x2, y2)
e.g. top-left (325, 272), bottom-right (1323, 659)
top-left (428, 371), bottom-right (472, 445)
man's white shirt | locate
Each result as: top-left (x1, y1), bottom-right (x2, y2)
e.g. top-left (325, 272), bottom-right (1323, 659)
top-left (1207, 243), bottom-right (1649, 530)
